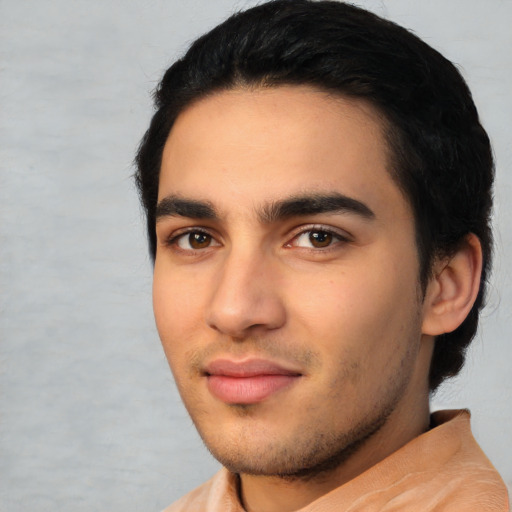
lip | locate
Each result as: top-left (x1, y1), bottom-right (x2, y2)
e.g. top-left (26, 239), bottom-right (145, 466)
top-left (204, 358), bottom-right (302, 404)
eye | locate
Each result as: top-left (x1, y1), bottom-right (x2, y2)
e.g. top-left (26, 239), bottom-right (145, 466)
top-left (171, 230), bottom-right (220, 251)
top-left (287, 228), bottom-right (348, 249)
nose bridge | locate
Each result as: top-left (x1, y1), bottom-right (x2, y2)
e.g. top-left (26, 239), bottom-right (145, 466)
top-left (205, 244), bottom-right (285, 337)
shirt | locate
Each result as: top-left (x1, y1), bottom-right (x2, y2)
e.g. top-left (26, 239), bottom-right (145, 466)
top-left (164, 410), bottom-right (509, 511)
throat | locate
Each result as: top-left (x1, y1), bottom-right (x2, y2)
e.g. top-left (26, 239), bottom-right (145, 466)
top-left (237, 420), bottom-right (385, 512)
top-left (237, 404), bottom-right (431, 512)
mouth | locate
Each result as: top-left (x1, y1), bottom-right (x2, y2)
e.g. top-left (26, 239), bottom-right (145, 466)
top-left (203, 358), bottom-right (302, 405)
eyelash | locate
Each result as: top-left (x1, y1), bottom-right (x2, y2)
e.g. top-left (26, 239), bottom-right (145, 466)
top-left (166, 228), bottom-right (218, 251)
top-left (286, 225), bottom-right (351, 250)
top-left (165, 225), bottom-right (351, 253)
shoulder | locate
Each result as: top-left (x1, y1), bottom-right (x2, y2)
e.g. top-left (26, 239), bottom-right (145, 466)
top-left (423, 410), bottom-right (509, 511)
top-left (162, 468), bottom-right (242, 512)
top-left (162, 477), bottom-right (216, 512)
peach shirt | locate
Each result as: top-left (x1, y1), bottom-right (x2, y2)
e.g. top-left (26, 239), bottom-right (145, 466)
top-left (164, 410), bottom-right (509, 511)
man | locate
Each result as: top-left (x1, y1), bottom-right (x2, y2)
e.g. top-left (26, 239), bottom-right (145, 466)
top-left (135, 1), bottom-right (509, 510)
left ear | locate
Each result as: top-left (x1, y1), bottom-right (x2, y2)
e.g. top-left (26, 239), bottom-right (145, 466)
top-left (422, 233), bottom-right (483, 336)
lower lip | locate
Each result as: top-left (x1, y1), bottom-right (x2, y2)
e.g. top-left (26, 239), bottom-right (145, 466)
top-left (206, 374), bottom-right (299, 404)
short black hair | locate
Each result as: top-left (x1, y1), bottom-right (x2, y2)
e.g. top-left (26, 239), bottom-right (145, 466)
top-left (135, 0), bottom-right (494, 391)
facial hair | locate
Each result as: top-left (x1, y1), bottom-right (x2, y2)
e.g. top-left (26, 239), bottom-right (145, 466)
top-left (180, 332), bottom-right (416, 483)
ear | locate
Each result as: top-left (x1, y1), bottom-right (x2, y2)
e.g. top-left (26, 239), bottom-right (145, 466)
top-left (422, 234), bottom-right (483, 336)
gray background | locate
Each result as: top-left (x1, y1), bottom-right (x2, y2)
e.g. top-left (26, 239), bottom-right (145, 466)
top-left (0, 0), bottom-right (510, 510)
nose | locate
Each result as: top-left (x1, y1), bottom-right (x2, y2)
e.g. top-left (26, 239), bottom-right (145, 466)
top-left (205, 250), bottom-right (286, 339)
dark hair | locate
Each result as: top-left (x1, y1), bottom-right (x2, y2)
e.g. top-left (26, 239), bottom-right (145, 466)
top-left (135, 0), bottom-right (494, 391)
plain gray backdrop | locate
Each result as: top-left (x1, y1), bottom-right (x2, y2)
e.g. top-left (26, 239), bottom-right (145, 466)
top-left (1, 0), bottom-right (511, 510)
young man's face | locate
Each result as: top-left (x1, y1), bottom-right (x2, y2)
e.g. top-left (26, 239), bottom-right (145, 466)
top-left (153, 86), bottom-right (433, 477)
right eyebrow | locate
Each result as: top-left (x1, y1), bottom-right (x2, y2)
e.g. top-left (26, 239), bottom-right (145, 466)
top-left (155, 195), bottom-right (217, 222)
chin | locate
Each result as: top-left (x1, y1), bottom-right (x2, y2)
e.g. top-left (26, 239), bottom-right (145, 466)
top-left (198, 405), bottom-right (392, 481)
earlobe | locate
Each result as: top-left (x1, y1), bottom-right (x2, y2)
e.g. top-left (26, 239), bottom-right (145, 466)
top-left (422, 234), bottom-right (483, 336)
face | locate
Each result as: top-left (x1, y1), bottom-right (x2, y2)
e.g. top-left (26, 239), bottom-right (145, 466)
top-left (153, 86), bottom-right (431, 477)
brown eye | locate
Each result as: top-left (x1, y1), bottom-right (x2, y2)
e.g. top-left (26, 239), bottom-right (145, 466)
top-left (174, 230), bottom-right (217, 250)
top-left (287, 228), bottom-right (347, 250)
top-left (309, 231), bottom-right (333, 248)
top-left (188, 232), bottom-right (212, 249)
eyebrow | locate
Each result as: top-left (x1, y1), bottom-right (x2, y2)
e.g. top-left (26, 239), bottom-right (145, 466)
top-left (155, 192), bottom-right (375, 223)
top-left (259, 193), bottom-right (375, 223)
top-left (155, 196), bottom-right (217, 221)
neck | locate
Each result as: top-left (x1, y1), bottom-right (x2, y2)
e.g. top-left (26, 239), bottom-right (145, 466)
top-left (239, 387), bottom-right (431, 512)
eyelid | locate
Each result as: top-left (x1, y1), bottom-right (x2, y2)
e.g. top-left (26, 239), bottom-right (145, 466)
top-left (160, 223), bottom-right (352, 252)
top-left (285, 224), bottom-right (352, 248)
top-left (165, 226), bottom-right (222, 250)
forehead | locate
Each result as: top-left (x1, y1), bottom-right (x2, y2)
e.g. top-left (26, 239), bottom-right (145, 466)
top-left (159, 85), bottom-right (409, 222)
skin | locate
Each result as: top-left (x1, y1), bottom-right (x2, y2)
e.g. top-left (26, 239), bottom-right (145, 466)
top-left (153, 86), bottom-right (440, 512)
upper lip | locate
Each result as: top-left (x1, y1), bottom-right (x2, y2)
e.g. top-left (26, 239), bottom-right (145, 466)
top-left (203, 358), bottom-right (302, 378)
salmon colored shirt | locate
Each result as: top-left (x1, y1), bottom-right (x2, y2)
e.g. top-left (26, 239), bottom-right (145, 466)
top-left (164, 410), bottom-right (509, 511)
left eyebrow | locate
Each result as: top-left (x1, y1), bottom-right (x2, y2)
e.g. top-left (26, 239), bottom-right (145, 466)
top-left (259, 193), bottom-right (375, 223)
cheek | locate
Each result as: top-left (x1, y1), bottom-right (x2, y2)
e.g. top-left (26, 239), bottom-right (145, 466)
top-left (153, 259), bottom-right (205, 324)
top-left (152, 272), bottom-right (175, 340)
top-left (288, 256), bottom-right (421, 360)
top-left (152, 265), bottom-right (204, 365)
